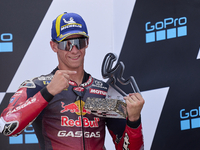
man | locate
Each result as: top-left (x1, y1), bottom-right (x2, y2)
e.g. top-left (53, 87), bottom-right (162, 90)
top-left (0, 12), bottom-right (144, 150)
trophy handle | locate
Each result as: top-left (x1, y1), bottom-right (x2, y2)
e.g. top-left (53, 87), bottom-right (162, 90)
top-left (101, 53), bottom-right (140, 96)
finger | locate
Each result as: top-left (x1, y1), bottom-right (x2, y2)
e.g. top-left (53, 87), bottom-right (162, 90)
top-left (125, 93), bottom-right (137, 100)
top-left (128, 93), bottom-right (143, 101)
top-left (133, 93), bottom-right (143, 99)
top-left (126, 93), bottom-right (137, 100)
top-left (66, 70), bottom-right (77, 75)
top-left (61, 70), bottom-right (77, 75)
top-left (124, 93), bottom-right (142, 104)
top-left (56, 70), bottom-right (77, 76)
top-left (59, 70), bottom-right (77, 80)
top-left (124, 96), bottom-right (134, 104)
top-left (130, 93), bottom-right (145, 106)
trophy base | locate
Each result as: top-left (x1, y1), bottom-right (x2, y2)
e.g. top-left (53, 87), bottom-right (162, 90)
top-left (84, 97), bottom-right (127, 118)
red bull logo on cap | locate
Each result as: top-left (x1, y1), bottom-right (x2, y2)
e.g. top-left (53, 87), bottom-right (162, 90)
top-left (60, 100), bottom-right (91, 116)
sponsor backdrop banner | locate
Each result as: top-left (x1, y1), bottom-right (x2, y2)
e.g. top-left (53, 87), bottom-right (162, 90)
top-left (0, 0), bottom-right (200, 150)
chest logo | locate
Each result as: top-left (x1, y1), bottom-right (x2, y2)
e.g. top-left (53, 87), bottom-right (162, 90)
top-left (60, 100), bottom-right (91, 115)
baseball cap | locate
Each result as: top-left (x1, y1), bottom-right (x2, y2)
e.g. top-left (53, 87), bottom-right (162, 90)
top-left (51, 12), bottom-right (89, 42)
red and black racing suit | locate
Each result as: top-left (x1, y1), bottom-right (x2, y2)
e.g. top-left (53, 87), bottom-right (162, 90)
top-left (0, 67), bottom-right (143, 150)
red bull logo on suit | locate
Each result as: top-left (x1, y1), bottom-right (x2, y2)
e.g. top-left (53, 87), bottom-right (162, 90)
top-left (60, 100), bottom-right (91, 116)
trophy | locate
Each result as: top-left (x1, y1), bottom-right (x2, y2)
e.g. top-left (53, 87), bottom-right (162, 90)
top-left (84, 53), bottom-right (140, 118)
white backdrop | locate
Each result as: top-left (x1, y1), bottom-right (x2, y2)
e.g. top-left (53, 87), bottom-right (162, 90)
top-left (5, 0), bottom-right (169, 149)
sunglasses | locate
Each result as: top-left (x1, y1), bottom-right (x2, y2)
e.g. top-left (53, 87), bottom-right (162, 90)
top-left (57, 37), bottom-right (88, 51)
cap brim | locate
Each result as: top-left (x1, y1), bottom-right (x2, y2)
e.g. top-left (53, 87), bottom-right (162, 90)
top-left (55, 30), bottom-right (89, 42)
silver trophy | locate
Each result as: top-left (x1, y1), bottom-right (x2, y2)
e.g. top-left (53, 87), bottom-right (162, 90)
top-left (84, 53), bottom-right (140, 118)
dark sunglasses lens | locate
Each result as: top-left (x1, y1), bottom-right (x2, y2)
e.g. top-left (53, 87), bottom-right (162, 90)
top-left (79, 38), bottom-right (87, 49)
top-left (58, 38), bottom-right (88, 51)
top-left (58, 40), bottom-right (72, 51)
top-left (71, 39), bottom-right (80, 50)
top-left (66, 41), bottom-right (72, 51)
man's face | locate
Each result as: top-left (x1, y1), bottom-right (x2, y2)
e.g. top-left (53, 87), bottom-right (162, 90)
top-left (56, 34), bottom-right (88, 70)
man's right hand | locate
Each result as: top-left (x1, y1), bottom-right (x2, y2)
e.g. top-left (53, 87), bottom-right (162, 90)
top-left (46, 70), bottom-right (77, 96)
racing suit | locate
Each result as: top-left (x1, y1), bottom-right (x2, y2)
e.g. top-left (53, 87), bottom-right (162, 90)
top-left (0, 67), bottom-right (144, 150)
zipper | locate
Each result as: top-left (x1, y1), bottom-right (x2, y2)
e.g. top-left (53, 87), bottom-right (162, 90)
top-left (79, 95), bottom-right (86, 150)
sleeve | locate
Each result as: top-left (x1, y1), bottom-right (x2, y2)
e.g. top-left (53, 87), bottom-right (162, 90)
top-left (107, 117), bottom-right (144, 150)
top-left (0, 83), bottom-right (53, 137)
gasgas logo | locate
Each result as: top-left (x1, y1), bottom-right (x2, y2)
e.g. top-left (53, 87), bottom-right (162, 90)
top-left (60, 100), bottom-right (91, 116)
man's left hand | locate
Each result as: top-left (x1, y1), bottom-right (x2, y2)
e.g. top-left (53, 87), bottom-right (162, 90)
top-left (124, 93), bottom-right (145, 122)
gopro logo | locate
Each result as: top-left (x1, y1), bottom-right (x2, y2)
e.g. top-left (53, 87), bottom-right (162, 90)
top-left (9, 125), bottom-right (38, 144)
top-left (180, 107), bottom-right (200, 130)
top-left (0, 33), bottom-right (13, 52)
top-left (145, 17), bottom-right (187, 43)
